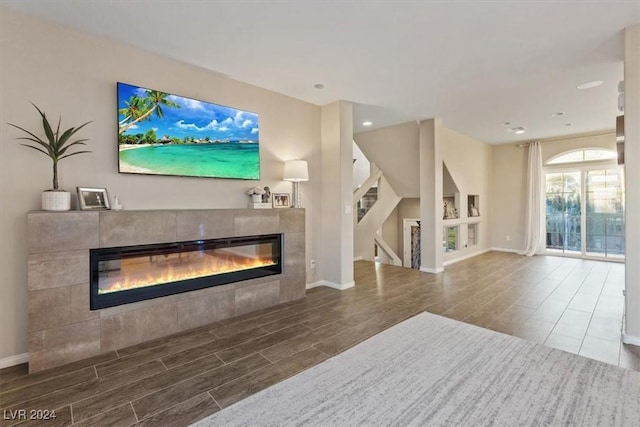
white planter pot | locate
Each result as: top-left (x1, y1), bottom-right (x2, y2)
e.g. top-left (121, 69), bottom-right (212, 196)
top-left (251, 194), bottom-right (262, 203)
top-left (42, 191), bottom-right (71, 211)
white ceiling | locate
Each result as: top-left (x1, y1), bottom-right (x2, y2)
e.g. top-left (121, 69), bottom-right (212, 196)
top-left (2, 1), bottom-right (639, 144)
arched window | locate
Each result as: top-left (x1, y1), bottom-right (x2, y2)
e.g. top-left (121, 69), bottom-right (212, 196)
top-left (547, 148), bottom-right (617, 165)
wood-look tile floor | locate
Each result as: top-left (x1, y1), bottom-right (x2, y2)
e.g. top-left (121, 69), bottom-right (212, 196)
top-left (1, 252), bottom-right (639, 427)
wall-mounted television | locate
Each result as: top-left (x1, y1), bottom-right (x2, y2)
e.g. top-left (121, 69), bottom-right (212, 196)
top-left (118, 82), bottom-right (260, 180)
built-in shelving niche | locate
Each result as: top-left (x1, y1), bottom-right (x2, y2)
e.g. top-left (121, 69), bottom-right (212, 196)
top-left (468, 194), bottom-right (480, 218)
top-left (443, 163), bottom-right (460, 220)
top-left (467, 223), bottom-right (478, 247)
top-left (443, 225), bottom-right (458, 253)
top-left (442, 163), bottom-right (482, 254)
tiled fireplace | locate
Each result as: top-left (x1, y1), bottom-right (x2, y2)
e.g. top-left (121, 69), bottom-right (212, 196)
top-left (27, 209), bottom-right (305, 373)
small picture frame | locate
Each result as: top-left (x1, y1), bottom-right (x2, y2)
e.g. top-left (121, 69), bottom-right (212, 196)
top-left (77, 187), bottom-right (111, 210)
top-left (272, 193), bottom-right (291, 208)
top-left (470, 207), bottom-right (480, 217)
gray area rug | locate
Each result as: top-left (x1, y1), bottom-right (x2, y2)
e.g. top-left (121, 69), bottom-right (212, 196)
top-left (193, 312), bottom-right (640, 426)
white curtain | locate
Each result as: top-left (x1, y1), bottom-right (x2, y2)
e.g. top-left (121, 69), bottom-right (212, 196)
top-left (519, 141), bottom-right (545, 256)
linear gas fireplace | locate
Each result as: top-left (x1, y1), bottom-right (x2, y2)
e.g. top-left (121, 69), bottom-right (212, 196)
top-left (90, 234), bottom-right (282, 310)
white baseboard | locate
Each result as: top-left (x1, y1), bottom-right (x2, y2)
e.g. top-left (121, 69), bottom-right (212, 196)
top-left (443, 248), bottom-right (492, 266)
top-left (353, 256), bottom-right (363, 262)
top-left (307, 280), bottom-right (355, 291)
top-left (0, 352), bottom-right (29, 369)
top-left (491, 247), bottom-right (521, 254)
top-left (622, 333), bottom-right (640, 346)
top-left (419, 266), bottom-right (444, 274)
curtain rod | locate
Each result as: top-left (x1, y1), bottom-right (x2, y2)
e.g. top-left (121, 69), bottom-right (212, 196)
top-left (516, 131), bottom-right (615, 147)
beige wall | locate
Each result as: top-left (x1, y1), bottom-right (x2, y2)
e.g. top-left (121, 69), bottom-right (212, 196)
top-left (381, 206), bottom-right (399, 256)
top-left (490, 132), bottom-right (616, 252)
top-left (352, 141), bottom-right (370, 191)
top-left (440, 127), bottom-right (492, 262)
top-left (490, 144), bottom-right (528, 251)
top-left (442, 127), bottom-right (492, 200)
top-left (354, 121), bottom-right (420, 197)
top-left (398, 199), bottom-right (421, 221)
top-left (418, 118), bottom-right (444, 271)
top-left (443, 164), bottom-right (458, 196)
top-left (355, 122), bottom-right (493, 268)
top-left (319, 101), bottom-right (354, 287)
top-left (0, 8), bottom-right (321, 361)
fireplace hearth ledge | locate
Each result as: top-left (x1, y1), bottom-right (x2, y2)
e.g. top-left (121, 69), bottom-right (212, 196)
top-left (26, 209), bottom-right (305, 373)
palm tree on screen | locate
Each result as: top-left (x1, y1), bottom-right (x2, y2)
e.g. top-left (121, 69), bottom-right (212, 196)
top-left (118, 90), bottom-right (180, 135)
top-left (118, 95), bottom-right (146, 127)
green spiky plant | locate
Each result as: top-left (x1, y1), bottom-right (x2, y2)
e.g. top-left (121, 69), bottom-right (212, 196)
top-left (8, 103), bottom-right (92, 190)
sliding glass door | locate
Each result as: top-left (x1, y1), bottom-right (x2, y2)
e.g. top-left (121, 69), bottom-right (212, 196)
top-left (545, 167), bottom-right (624, 259)
top-left (545, 172), bottom-right (581, 254)
top-left (585, 169), bottom-right (625, 258)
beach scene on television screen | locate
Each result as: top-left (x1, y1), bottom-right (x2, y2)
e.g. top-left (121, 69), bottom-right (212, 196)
top-left (118, 82), bottom-right (260, 179)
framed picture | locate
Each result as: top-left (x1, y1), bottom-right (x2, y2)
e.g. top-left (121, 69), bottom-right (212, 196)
top-left (77, 187), bottom-right (111, 210)
top-left (272, 193), bottom-right (291, 208)
top-left (470, 207), bottom-right (480, 217)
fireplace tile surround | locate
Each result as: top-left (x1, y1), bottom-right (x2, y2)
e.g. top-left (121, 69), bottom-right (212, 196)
top-left (26, 209), bottom-right (305, 373)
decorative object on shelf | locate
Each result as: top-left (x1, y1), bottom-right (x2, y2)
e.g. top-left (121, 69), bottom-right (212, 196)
top-left (443, 201), bottom-right (458, 219)
top-left (77, 187), bottom-right (110, 210)
top-left (247, 185), bottom-right (266, 203)
top-left (467, 195), bottom-right (480, 217)
top-left (283, 159), bottom-right (309, 208)
top-left (272, 193), bottom-right (291, 208)
top-left (112, 196), bottom-right (123, 210)
top-left (8, 103), bottom-right (92, 211)
top-left (262, 186), bottom-right (271, 203)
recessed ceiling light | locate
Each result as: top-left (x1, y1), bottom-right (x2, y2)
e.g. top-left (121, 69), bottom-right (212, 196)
top-left (576, 80), bottom-right (603, 90)
top-left (313, 83), bottom-right (325, 89)
top-left (551, 112), bottom-right (565, 117)
top-left (502, 121), bottom-right (511, 126)
top-left (362, 121), bottom-right (373, 126)
top-left (506, 126), bottom-right (526, 134)
top-left (564, 123), bottom-right (573, 127)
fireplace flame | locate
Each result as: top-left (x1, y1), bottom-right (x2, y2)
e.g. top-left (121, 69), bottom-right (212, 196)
top-left (98, 252), bottom-right (275, 294)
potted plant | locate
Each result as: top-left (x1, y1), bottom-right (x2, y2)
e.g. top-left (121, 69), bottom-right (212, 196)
top-left (8, 103), bottom-right (92, 211)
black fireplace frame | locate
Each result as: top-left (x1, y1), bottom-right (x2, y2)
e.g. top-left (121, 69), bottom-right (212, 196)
top-left (90, 234), bottom-right (282, 310)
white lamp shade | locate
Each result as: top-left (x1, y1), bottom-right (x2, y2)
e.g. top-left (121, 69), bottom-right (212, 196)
top-left (283, 160), bottom-right (309, 182)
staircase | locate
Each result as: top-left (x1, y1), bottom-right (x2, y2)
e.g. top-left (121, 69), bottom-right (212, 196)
top-left (353, 165), bottom-right (402, 265)
top-left (357, 187), bottom-right (378, 222)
